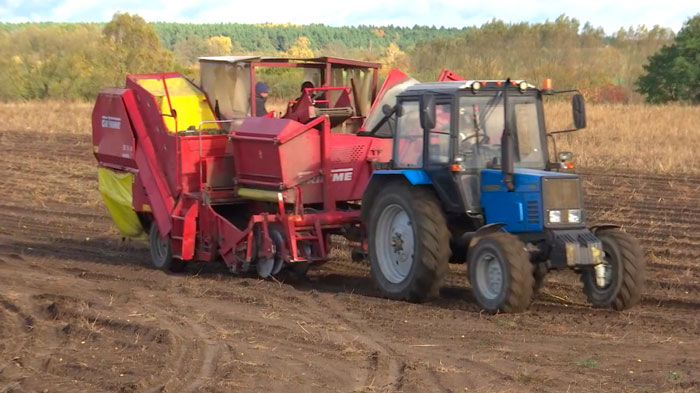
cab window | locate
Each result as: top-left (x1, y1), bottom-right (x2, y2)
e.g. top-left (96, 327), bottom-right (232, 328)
top-left (395, 101), bottom-right (423, 168)
top-left (427, 103), bottom-right (452, 164)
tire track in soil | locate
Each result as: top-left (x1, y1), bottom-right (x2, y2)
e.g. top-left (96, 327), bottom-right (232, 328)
top-left (143, 312), bottom-right (221, 393)
top-left (314, 293), bottom-right (408, 392)
top-left (0, 293), bottom-right (38, 375)
top-left (203, 279), bottom-right (385, 390)
top-left (257, 276), bottom-right (405, 391)
top-left (100, 278), bottom-right (220, 392)
top-left (177, 309), bottom-right (222, 393)
top-left (0, 246), bottom-right (191, 392)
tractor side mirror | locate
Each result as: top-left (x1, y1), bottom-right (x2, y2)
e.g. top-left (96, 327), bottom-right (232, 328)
top-left (572, 93), bottom-right (586, 129)
top-left (420, 94), bottom-right (436, 130)
top-left (382, 104), bottom-right (393, 116)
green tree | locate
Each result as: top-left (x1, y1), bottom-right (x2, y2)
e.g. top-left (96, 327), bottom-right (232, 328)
top-left (102, 13), bottom-right (175, 84)
top-left (174, 35), bottom-right (208, 66)
top-left (637, 14), bottom-right (700, 103)
top-left (0, 25), bottom-right (111, 99)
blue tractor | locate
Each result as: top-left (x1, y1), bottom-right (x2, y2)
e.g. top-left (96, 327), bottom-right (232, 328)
top-left (360, 78), bottom-right (645, 313)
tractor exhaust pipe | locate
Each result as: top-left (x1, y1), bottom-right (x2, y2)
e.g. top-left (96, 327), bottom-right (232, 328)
top-left (501, 78), bottom-right (515, 191)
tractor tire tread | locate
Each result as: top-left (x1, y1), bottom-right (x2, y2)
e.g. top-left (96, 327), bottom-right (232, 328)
top-left (369, 182), bottom-right (450, 302)
top-left (469, 232), bottom-right (534, 313)
top-left (582, 229), bottom-right (644, 310)
top-left (407, 187), bottom-right (451, 300)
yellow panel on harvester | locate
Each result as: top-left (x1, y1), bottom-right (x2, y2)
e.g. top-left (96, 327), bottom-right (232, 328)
top-left (97, 167), bottom-right (144, 238)
top-left (137, 77), bottom-right (218, 133)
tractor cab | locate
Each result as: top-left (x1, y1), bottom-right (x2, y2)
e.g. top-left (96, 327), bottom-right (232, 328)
top-left (373, 79), bottom-right (586, 224)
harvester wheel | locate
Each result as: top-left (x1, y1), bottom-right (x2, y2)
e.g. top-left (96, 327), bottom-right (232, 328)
top-left (468, 232), bottom-right (533, 313)
top-left (289, 242), bottom-right (313, 278)
top-left (368, 183), bottom-right (450, 302)
top-left (581, 228), bottom-right (645, 310)
top-left (256, 226), bottom-right (286, 278)
top-left (269, 227), bottom-right (286, 276)
top-left (148, 224), bottom-right (185, 273)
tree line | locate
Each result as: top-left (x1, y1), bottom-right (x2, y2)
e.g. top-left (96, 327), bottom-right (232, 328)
top-left (0, 13), bottom-right (697, 103)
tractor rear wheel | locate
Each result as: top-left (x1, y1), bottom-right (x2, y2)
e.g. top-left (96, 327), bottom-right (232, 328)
top-left (468, 232), bottom-right (533, 313)
top-left (149, 224), bottom-right (185, 273)
top-left (581, 228), bottom-right (644, 310)
top-left (368, 183), bottom-right (450, 302)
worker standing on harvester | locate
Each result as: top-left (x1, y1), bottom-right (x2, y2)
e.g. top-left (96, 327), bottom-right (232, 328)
top-left (255, 81), bottom-right (269, 116)
top-left (298, 81), bottom-right (327, 108)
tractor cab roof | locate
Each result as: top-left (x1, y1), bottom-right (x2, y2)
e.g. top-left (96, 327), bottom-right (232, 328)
top-left (398, 80), bottom-right (537, 98)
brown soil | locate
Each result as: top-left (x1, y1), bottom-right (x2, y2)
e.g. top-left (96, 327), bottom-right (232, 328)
top-left (1, 129), bottom-right (699, 393)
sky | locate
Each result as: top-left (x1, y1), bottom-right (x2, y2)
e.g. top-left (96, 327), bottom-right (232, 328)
top-left (0, 0), bottom-right (697, 34)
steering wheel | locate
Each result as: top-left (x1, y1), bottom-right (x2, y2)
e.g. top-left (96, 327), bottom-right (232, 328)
top-left (459, 132), bottom-right (490, 148)
top-left (460, 140), bottom-right (501, 167)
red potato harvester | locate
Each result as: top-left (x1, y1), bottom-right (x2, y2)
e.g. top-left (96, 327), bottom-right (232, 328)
top-left (92, 56), bottom-right (395, 278)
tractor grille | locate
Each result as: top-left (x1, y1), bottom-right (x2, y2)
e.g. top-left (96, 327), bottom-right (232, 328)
top-left (526, 200), bottom-right (540, 225)
top-left (542, 177), bottom-right (582, 211)
top-left (542, 177), bottom-right (585, 228)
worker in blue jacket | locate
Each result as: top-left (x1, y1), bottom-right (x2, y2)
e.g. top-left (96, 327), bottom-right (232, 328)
top-left (255, 81), bottom-right (269, 116)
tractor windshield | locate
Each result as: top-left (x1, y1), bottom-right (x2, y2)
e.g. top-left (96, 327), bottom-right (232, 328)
top-left (457, 94), bottom-right (546, 170)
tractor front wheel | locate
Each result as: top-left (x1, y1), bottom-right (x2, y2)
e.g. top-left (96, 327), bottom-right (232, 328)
top-left (368, 183), bottom-right (450, 302)
top-left (581, 228), bottom-right (644, 310)
top-left (149, 224), bottom-right (185, 273)
top-left (468, 232), bottom-right (533, 313)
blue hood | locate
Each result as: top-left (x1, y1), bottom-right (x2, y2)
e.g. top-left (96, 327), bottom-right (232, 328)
top-left (480, 168), bottom-right (579, 232)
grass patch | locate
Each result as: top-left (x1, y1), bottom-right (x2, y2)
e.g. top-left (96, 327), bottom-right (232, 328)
top-left (577, 359), bottom-right (599, 368)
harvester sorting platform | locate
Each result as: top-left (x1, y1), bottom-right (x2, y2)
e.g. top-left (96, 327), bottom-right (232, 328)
top-left (92, 56), bottom-right (644, 313)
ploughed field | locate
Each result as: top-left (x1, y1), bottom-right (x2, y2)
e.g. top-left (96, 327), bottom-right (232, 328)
top-left (2, 108), bottom-right (700, 392)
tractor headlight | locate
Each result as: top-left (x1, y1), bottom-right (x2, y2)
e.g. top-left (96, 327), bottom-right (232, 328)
top-left (568, 209), bottom-right (582, 224)
top-left (548, 210), bottom-right (562, 224)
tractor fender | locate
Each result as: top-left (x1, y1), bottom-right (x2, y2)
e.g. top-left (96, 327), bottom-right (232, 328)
top-left (361, 174), bottom-right (408, 222)
top-left (464, 223), bottom-right (507, 248)
top-left (362, 170), bottom-right (432, 222)
top-left (589, 224), bottom-right (621, 234)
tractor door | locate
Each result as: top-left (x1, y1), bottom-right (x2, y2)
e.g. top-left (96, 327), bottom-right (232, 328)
top-left (422, 98), bottom-right (465, 213)
top-left (393, 100), bottom-right (424, 168)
